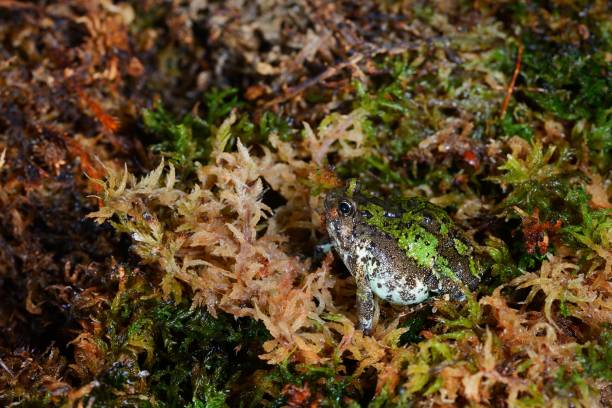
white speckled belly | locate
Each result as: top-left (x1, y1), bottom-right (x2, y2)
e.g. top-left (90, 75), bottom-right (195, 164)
top-left (354, 242), bottom-right (430, 305)
top-left (369, 274), bottom-right (429, 305)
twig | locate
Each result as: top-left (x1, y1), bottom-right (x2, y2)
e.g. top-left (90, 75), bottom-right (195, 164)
top-left (0, 0), bottom-right (38, 10)
top-left (74, 86), bottom-right (120, 133)
top-left (263, 37), bottom-right (444, 108)
top-left (500, 44), bottom-right (524, 119)
top-left (263, 54), bottom-right (363, 108)
top-left (0, 357), bottom-right (14, 377)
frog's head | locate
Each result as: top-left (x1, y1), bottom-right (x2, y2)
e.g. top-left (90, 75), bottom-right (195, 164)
top-left (324, 179), bottom-right (363, 253)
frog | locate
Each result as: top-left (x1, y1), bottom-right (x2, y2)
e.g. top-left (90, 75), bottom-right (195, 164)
top-left (324, 179), bottom-right (480, 334)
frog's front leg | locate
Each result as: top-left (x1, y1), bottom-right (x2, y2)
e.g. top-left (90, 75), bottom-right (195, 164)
top-left (355, 273), bottom-right (376, 335)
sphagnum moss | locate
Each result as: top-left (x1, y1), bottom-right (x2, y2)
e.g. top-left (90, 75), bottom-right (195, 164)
top-left (3, 1), bottom-right (611, 407)
top-left (91, 111), bottom-right (610, 406)
top-left (91, 2), bottom-right (611, 405)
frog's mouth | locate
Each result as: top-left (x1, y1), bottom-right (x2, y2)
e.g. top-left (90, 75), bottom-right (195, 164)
top-left (325, 212), bottom-right (340, 244)
top-left (326, 212), bottom-right (355, 254)
top-left (325, 212), bottom-right (341, 243)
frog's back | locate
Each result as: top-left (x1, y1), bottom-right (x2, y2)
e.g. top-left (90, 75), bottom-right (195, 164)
top-left (407, 197), bottom-right (479, 292)
top-left (358, 195), bottom-right (480, 298)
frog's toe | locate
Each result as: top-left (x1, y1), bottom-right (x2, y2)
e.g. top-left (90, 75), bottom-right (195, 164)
top-left (448, 287), bottom-right (468, 302)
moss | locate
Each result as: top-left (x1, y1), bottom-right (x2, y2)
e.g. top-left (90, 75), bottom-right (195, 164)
top-left (250, 361), bottom-right (361, 407)
top-left (439, 223), bottom-right (449, 236)
top-left (90, 4), bottom-right (611, 404)
top-left (398, 307), bottom-right (431, 345)
top-left (501, 112), bottom-right (535, 141)
top-left (398, 224), bottom-right (439, 270)
top-left (468, 258), bottom-right (480, 278)
top-left (4, 0), bottom-right (611, 406)
top-left (85, 273), bottom-right (271, 407)
top-left (144, 103), bottom-right (214, 172)
top-left (563, 187), bottom-right (612, 251)
top-left (520, 40), bottom-right (611, 122)
top-left (144, 88), bottom-right (296, 179)
top-left (485, 236), bottom-right (521, 286)
top-left (577, 325), bottom-right (612, 382)
top-left (433, 256), bottom-right (460, 282)
top-left (453, 238), bottom-right (471, 256)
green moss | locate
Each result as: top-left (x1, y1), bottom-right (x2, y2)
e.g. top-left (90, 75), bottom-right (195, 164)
top-left (254, 361), bottom-right (360, 408)
top-left (469, 258), bottom-right (480, 278)
top-left (435, 289), bottom-right (481, 330)
top-left (583, 109), bottom-right (612, 171)
top-left (563, 187), bottom-right (612, 251)
top-left (577, 325), bottom-right (612, 382)
top-left (517, 32), bottom-right (612, 171)
top-left (433, 256), bottom-right (460, 282)
top-left (514, 385), bottom-right (545, 408)
top-left (490, 141), bottom-right (610, 261)
top-left (144, 88), bottom-right (295, 178)
top-left (143, 87), bottom-right (245, 174)
top-left (501, 111), bottom-right (535, 141)
top-left (521, 40), bottom-right (611, 122)
top-left (256, 111), bottom-right (294, 142)
top-left (144, 103), bottom-right (213, 171)
top-left (346, 178), bottom-right (359, 197)
top-left (367, 387), bottom-right (392, 408)
top-left (86, 273), bottom-right (271, 407)
top-left (453, 238), bottom-right (471, 256)
top-left (399, 307), bottom-right (431, 345)
top-left (439, 223), bottom-right (449, 236)
top-left (552, 368), bottom-right (591, 403)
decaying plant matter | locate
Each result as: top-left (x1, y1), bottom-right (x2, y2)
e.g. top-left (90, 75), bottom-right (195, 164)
top-left (1, 0), bottom-right (610, 407)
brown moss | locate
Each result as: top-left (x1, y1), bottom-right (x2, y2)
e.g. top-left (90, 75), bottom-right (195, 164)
top-left (1, 0), bottom-right (611, 406)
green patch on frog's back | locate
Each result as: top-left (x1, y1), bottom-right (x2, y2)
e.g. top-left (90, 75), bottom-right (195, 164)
top-left (454, 238), bottom-right (471, 256)
top-left (398, 224), bottom-right (438, 269)
top-left (440, 223), bottom-right (449, 236)
top-left (362, 200), bottom-right (460, 282)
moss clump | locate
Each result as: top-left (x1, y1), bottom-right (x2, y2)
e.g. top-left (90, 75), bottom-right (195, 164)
top-left (81, 272), bottom-right (271, 407)
top-left (144, 89), bottom-right (296, 179)
top-left (2, 0), bottom-right (611, 407)
top-left (87, 0), bottom-right (612, 405)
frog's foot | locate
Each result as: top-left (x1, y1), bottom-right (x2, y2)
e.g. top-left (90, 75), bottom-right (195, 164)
top-left (311, 239), bottom-right (333, 267)
top-left (447, 280), bottom-right (474, 302)
top-left (314, 240), bottom-right (333, 257)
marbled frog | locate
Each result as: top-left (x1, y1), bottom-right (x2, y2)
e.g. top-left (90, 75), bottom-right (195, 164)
top-left (324, 179), bottom-right (480, 334)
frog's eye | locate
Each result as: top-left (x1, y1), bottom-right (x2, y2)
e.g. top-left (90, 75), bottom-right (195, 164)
top-left (338, 200), bottom-right (354, 216)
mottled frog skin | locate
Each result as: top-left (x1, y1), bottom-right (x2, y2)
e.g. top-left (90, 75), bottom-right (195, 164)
top-left (324, 180), bottom-right (480, 334)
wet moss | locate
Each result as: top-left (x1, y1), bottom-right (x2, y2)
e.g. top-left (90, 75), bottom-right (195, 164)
top-left (85, 273), bottom-right (272, 407)
top-left (2, 0), bottom-right (611, 406)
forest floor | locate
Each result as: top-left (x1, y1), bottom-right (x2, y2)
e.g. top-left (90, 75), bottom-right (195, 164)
top-left (0, 1), bottom-right (610, 407)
